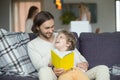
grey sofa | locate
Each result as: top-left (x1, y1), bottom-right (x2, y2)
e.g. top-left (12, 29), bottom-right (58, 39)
top-left (0, 32), bottom-right (120, 80)
top-left (78, 32), bottom-right (120, 80)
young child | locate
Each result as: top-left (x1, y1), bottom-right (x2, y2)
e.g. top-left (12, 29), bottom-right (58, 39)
top-left (52, 30), bottom-right (90, 80)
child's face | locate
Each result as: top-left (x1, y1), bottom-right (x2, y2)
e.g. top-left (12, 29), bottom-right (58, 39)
top-left (55, 33), bottom-right (70, 51)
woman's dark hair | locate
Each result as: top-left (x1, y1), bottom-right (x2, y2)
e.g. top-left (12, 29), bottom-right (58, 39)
top-left (78, 2), bottom-right (88, 8)
top-left (31, 11), bottom-right (54, 34)
top-left (27, 6), bottom-right (38, 19)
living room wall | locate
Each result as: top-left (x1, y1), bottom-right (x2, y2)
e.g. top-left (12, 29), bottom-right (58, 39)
top-left (0, 0), bottom-right (11, 31)
top-left (43, 0), bottom-right (115, 33)
top-left (0, 0), bottom-right (115, 33)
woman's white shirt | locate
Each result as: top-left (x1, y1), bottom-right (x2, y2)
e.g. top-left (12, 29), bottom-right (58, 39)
top-left (25, 19), bottom-right (33, 33)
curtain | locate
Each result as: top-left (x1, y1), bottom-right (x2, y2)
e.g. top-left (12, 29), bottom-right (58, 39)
top-left (12, 0), bottom-right (41, 32)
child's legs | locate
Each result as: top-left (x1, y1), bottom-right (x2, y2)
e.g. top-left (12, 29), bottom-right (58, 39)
top-left (38, 66), bottom-right (57, 80)
top-left (86, 65), bottom-right (110, 80)
top-left (58, 70), bottom-right (73, 80)
top-left (58, 68), bottom-right (89, 80)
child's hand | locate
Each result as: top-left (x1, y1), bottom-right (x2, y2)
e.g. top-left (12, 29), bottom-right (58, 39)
top-left (48, 63), bottom-right (52, 67)
top-left (77, 62), bottom-right (88, 72)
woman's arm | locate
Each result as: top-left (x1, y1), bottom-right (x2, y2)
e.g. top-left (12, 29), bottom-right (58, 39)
top-left (87, 11), bottom-right (91, 23)
top-left (28, 42), bottom-right (50, 71)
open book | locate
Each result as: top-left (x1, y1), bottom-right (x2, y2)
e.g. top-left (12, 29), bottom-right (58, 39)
top-left (51, 49), bottom-right (74, 70)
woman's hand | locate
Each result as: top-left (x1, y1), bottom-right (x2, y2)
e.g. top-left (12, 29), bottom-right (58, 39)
top-left (77, 62), bottom-right (89, 71)
top-left (53, 67), bottom-right (65, 77)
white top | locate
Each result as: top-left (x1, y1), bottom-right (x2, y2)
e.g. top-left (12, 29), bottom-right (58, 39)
top-left (81, 13), bottom-right (87, 21)
top-left (25, 19), bottom-right (33, 33)
top-left (27, 33), bottom-right (87, 71)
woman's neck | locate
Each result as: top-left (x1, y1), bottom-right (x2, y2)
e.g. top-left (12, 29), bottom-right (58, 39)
top-left (39, 34), bottom-right (55, 43)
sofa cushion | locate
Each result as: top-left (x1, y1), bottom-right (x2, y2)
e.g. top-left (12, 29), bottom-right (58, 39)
top-left (79, 32), bottom-right (120, 69)
top-left (111, 75), bottom-right (120, 80)
top-left (0, 75), bottom-right (39, 80)
top-left (0, 29), bottom-right (37, 76)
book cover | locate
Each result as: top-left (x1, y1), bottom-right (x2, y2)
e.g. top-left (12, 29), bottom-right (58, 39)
top-left (51, 49), bottom-right (74, 70)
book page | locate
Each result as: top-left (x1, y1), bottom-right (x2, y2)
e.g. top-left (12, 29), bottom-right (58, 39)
top-left (53, 49), bottom-right (72, 58)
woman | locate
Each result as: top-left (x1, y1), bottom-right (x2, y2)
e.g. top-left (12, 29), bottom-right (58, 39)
top-left (25, 6), bottom-right (39, 33)
top-left (27, 11), bottom-right (110, 80)
top-left (78, 2), bottom-right (91, 23)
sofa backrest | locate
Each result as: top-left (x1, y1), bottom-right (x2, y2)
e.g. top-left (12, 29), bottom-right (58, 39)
top-left (28, 32), bottom-right (80, 50)
top-left (29, 33), bottom-right (37, 40)
top-left (79, 32), bottom-right (120, 69)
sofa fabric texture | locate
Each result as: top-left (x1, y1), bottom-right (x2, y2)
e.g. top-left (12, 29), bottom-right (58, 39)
top-left (0, 75), bottom-right (38, 80)
top-left (79, 32), bottom-right (120, 69)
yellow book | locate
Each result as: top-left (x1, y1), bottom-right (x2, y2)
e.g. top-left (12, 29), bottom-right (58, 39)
top-left (51, 49), bottom-right (74, 70)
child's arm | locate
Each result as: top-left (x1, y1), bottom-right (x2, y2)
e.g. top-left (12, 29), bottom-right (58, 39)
top-left (74, 48), bottom-right (89, 72)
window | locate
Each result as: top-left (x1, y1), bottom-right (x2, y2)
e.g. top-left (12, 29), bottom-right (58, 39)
top-left (116, 0), bottom-right (120, 31)
top-left (12, 0), bottom-right (41, 32)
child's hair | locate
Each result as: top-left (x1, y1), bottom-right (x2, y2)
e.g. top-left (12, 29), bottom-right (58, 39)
top-left (58, 30), bottom-right (77, 51)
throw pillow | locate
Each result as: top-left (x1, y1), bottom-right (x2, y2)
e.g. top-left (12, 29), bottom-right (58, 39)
top-left (0, 29), bottom-right (37, 77)
top-left (110, 65), bottom-right (120, 76)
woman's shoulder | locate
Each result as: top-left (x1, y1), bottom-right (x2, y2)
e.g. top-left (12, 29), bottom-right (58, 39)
top-left (26, 19), bottom-right (33, 22)
top-left (28, 37), bottom-right (40, 46)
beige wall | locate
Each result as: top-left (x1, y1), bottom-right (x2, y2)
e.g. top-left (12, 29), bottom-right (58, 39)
top-left (0, 0), bottom-right (116, 32)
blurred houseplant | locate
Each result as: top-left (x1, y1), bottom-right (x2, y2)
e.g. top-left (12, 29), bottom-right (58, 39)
top-left (60, 11), bottom-right (77, 24)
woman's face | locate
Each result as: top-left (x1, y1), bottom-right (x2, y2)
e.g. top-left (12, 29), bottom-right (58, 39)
top-left (38, 19), bottom-right (55, 39)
